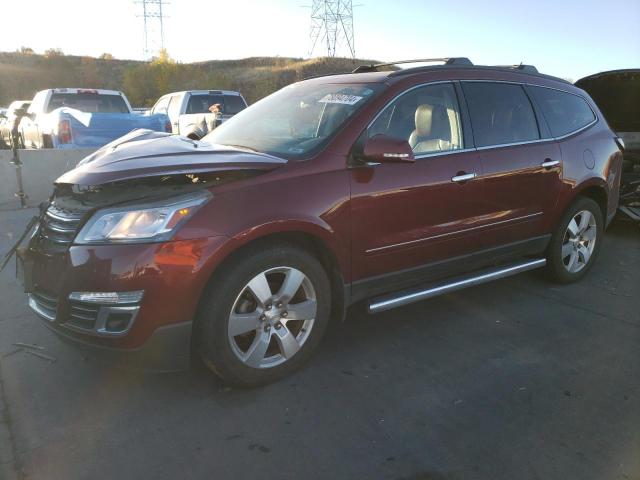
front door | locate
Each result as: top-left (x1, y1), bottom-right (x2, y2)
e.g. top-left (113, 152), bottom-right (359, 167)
top-left (350, 82), bottom-right (488, 289)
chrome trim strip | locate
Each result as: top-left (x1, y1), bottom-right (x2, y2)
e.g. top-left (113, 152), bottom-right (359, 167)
top-left (414, 147), bottom-right (475, 159)
top-left (63, 305), bottom-right (140, 337)
top-left (44, 223), bottom-right (76, 234)
top-left (46, 210), bottom-right (82, 223)
top-left (476, 138), bottom-right (554, 150)
top-left (366, 212), bottom-right (543, 254)
top-left (368, 258), bottom-right (546, 313)
top-left (363, 79), bottom-right (598, 158)
top-left (28, 294), bottom-right (56, 321)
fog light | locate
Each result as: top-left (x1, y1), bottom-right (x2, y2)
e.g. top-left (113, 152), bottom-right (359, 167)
top-left (68, 291), bottom-right (144, 305)
top-left (105, 312), bottom-right (134, 332)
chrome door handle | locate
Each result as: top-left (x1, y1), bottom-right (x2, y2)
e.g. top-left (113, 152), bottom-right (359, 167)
top-left (541, 159), bottom-right (560, 168)
top-left (451, 172), bottom-right (477, 183)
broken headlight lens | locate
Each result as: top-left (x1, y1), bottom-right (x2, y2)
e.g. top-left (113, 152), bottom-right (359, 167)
top-left (75, 190), bottom-right (212, 244)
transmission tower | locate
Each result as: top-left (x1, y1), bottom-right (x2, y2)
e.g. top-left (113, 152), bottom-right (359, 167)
top-left (135, 0), bottom-right (168, 57)
top-left (309, 0), bottom-right (356, 58)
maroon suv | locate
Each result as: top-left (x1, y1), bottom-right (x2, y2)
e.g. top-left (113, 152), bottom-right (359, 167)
top-left (17, 58), bottom-right (623, 386)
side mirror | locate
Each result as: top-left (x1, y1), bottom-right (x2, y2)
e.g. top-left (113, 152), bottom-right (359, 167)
top-left (363, 134), bottom-right (415, 163)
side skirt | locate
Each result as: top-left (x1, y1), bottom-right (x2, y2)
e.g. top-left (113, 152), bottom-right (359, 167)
top-left (350, 234), bottom-right (551, 304)
top-left (369, 258), bottom-right (546, 313)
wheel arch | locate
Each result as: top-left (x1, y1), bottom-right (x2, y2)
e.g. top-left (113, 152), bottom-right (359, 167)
top-left (199, 223), bottom-right (350, 326)
top-left (575, 181), bottom-right (608, 223)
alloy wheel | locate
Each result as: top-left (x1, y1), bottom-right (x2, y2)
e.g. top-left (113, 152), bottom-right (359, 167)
top-left (227, 267), bottom-right (317, 369)
top-left (561, 210), bottom-right (597, 273)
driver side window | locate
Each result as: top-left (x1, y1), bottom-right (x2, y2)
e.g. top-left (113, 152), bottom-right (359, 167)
top-left (369, 83), bottom-right (464, 156)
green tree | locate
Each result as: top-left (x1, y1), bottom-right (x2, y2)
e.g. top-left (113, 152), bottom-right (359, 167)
top-left (44, 48), bottom-right (64, 58)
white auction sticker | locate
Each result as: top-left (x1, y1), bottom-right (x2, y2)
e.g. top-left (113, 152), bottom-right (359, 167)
top-left (318, 94), bottom-right (363, 105)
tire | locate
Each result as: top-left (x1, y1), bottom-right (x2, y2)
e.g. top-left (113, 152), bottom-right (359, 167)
top-left (196, 243), bottom-right (331, 387)
top-left (546, 196), bottom-right (603, 283)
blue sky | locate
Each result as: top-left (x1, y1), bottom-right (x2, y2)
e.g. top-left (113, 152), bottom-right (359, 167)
top-left (3, 0), bottom-right (639, 80)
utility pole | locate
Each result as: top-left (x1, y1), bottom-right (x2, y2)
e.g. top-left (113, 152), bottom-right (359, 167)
top-left (309, 0), bottom-right (356, 58)
top-left (135, 0), bottom-right (169, 58)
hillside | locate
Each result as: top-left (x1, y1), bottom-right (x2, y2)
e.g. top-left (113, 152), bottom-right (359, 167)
top-left (0, 51), bottom-right (378, 107)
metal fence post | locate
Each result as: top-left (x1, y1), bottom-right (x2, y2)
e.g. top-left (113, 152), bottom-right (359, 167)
top-left (11, 133), bottom-right (27, 208)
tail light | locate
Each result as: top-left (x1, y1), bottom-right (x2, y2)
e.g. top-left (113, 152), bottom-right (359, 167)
top-left (58, 120), bottom-right (72, 144)
top-left (164, 120), bottom-right (172, 133)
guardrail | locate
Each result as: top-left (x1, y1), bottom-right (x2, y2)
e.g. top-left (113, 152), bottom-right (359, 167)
top-left (0, 149), bottom-right (95, 209)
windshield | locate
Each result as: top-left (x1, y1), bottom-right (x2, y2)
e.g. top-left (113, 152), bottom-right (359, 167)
top-left (47, 93), bottom-right (130, 113)
top-left (202, 82), bottom-right (383, 160)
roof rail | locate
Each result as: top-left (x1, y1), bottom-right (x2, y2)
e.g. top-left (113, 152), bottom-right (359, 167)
top-left (352, 57), bottom-right (473, 73)
top-left (494, 64), bottom-right (539, 74)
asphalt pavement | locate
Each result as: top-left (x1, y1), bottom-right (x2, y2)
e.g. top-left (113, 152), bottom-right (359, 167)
top-left (0, 207), bottom-right (638, 480)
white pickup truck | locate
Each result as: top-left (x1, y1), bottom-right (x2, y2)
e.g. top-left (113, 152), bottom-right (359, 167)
top-left (18, 88), bottom-right (171, 149)
top-left (149, 90), bottom-right (248, 139)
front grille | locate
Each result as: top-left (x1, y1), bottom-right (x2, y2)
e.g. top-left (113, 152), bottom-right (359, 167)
top-left (35, 203), bottom-right (87, 251)
top-left (29, 289), bottom-right (59, 321)
top-left (67, 302), bottom-right (100, 330)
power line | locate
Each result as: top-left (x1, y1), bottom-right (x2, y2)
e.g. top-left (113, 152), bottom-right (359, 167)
top-left (309, 0), bottom-right (356, 58)
top-left (134, 0), bottom-right (169, 58)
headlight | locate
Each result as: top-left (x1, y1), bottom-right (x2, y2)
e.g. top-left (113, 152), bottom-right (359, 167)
top-left (75, 190), bottom-right (212, 244)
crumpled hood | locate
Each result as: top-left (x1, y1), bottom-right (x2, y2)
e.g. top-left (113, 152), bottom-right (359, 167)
top-left (57, 129), bottom-right (287, 186)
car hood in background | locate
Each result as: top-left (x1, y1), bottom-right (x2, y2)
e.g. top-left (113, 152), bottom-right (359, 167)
top-left (576, 69), bottom-right (640, 149)
top-left (57, 129), bottom-right (286, 186)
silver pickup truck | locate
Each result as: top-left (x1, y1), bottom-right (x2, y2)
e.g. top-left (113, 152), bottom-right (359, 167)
top-left (149, 90), bottom-right (248, 139)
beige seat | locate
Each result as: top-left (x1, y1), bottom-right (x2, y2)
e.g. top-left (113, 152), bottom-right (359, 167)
top-left (408, 104), bottom-right (452, 153)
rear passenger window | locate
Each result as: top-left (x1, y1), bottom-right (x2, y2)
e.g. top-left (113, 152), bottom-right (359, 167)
top-left (462, 82), bottom-right (539, 147)
top-left (529, 86), bottom-right (595, 137)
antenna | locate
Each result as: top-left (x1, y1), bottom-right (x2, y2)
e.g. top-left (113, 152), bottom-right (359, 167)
top-left (135, 0), bottom-right (169, 58)
top-left (309, 0), bottom-right (357, 58)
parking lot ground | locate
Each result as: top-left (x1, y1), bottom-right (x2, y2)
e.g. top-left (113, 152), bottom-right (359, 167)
top-left (0, 208), bottom-right (638, 480)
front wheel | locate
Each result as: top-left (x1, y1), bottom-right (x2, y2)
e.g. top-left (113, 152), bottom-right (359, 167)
top-left (196, 244), bottom-right (331, 386)
top-left (546, 197), bottom-right (603, 283)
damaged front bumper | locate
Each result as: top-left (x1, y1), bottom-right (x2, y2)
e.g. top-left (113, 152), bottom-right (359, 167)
top-left (17, 226), bottom-right (228, 372)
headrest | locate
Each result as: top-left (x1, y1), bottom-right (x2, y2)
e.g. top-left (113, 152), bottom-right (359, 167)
top-left (414, 104), bottom-right (434, 137)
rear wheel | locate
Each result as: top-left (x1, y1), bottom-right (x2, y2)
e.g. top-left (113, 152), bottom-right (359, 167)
top-left (546, 197), bottom-right (603, 283)
top-left (196, 244), bottom-right (331, 386)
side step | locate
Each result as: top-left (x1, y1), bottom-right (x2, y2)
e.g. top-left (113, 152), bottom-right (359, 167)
top-left (368, 258), bottom-right (546, 314)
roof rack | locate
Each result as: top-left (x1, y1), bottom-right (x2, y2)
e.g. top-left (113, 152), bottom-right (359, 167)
top-left (352, 57), bottom-right (473, 73)
top-left (493, 64), bottom-right (539, 73)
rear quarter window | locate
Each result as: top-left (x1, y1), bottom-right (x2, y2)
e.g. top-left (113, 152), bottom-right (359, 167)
top-left (529, 86), bottom-right (595, 137)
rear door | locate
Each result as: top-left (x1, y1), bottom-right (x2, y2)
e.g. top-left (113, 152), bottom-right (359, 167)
top-left (350, 82), bottom-right (486, 284)
top-left (461, 81), bottom-right (562, 247)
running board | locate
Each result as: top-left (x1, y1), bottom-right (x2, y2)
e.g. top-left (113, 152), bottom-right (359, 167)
top-left (368, 258), bottom-right (546, 314)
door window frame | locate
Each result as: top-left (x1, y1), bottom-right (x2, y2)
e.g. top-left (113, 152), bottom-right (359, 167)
top-left (363, 81), bottom-right (477, 160)
top-left (460, 80), bottom-right (599, 150)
